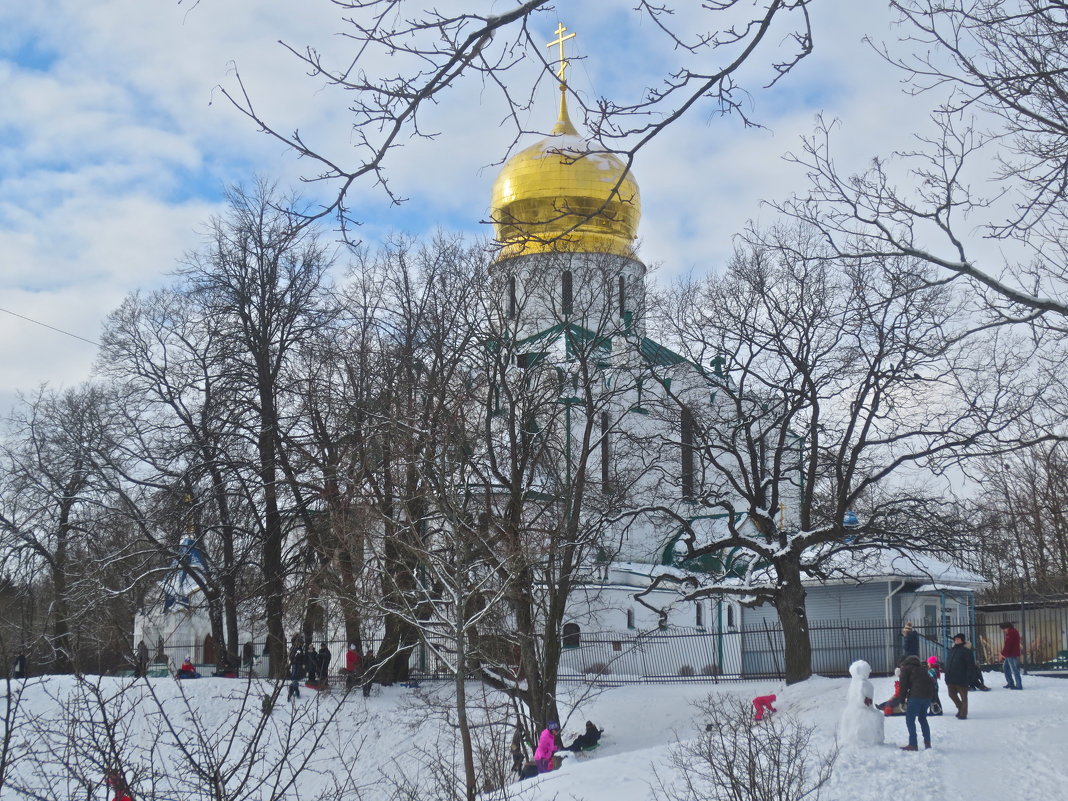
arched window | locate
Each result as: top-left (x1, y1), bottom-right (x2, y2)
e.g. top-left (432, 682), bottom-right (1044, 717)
top-left (695, 602), bottom-right (704, 628)
top-left (561, 270), bottom-right (573, 315)
top-left (626, 608), bottom-right (635, 629)
top-left (508, 276), bottom-right (517, 318)
top-left (618, 275), bottom-right (626, 316)
top-left (562, 622), bottom-right (581, 648)
top-left (726, 605), bottom-right (736, 629)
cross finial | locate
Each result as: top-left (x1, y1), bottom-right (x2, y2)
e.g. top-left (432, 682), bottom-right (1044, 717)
top-left (546, 23), bottom-right (577, 84)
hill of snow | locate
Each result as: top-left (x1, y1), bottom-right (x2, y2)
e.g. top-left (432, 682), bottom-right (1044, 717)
top-left (2, 671), bottom-right (1066, 799)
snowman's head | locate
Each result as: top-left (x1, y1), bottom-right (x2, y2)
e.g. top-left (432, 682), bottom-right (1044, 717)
top-left (848, 660), bottom-right (871, 679)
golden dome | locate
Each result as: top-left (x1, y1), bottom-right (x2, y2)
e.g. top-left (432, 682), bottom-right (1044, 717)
top-left (490, 89), bottom-right (641, 260)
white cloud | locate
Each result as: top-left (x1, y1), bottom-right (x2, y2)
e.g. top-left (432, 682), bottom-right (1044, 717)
top-left (0, 0), bottom-right (1003, 417)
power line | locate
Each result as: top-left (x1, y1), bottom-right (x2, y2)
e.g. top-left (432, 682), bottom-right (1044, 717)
top-left (0, 306), bottom-right (101, 347)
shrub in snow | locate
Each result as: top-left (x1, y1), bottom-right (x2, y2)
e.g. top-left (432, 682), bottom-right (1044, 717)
top-left (655, 694), bottom-right (837, 801)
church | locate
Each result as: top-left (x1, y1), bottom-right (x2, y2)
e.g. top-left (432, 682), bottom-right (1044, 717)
top-left (134, 25), bottom-right (985, 681)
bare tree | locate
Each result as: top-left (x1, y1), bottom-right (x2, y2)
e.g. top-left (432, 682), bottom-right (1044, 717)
top-left (218, 1), bottom-right (815, 232)
top-left (655, 694), bottom-right (837, 801)
top-left (9, 674), bottom-right (372, 801)
top-left (0, 385), bottom-right (135, 674)
top-left (99, 288), bottom-right (261, 669)
top-left (178, 180), bottom-right (339, 677)
top-left (780, 2), bottom-right (1068, 320)
top-left (640, 223), bottom-right (1038, 682)
top-left (972, 444), bottom-right (1068, 600)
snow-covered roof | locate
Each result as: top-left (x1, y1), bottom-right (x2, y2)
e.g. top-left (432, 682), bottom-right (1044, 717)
top-left (913, 584), bottom-right (980, 595)
top-left (813, 549), bottom-right (987, 589)
top-left (608, 547), bottom-right (987, 592)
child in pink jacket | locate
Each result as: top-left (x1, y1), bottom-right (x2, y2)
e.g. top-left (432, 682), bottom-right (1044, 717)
top-left (534, 721), bottom-right (560, 773)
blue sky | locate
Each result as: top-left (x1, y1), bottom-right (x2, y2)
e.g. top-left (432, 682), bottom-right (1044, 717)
top-left (0, 0), bottom-right (939, 412)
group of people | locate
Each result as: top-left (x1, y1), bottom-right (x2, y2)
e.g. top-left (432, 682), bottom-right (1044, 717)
top-left (512, 719), bottom-right (604, 779)
top-left (885, 620), bottom-right (1022, 751)
top-left (286, 638), bottom-right (379, 700)
top-left (286, 637), bottom-right (332, 699)
top-left (342, 643), bottom-right (379, 697)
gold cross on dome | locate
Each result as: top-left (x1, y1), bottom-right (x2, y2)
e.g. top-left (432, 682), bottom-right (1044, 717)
top-left (546, 23), bottom-right (577, 83)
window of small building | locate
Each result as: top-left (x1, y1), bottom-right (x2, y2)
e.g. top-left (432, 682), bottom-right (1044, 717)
top-left (680, 407), bottom-right (695, 500)
top-left (562, 622), bottom-right (581, 648)
top-left (695, 602), bottom-right (704, 628)
top-left (600, 411), bottom-right (612, 493)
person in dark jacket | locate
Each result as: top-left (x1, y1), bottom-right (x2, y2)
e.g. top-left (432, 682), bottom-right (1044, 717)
top-left (945, 632), bottom-right (977, 719)
top-left (304, 642), bottom-right (318, 685)
top-left (966, 640), bottom-right (990, 691)
top-left (901, 621), bottom-right (919, 659)
top-left (1000, 621), bottom-right (1022, 689)
top-left (898, 654), bottom-right (935, 750)
top-left (318, 643), bottom-right (331, 688)
top-left (566, 720), bottom-right (603, 752)
top-left (135, 640), bottom-right (149, 678)
top-left (361, 651), bottom-right (377, 698)
top-left (287, 638), bottom-right (304, 700)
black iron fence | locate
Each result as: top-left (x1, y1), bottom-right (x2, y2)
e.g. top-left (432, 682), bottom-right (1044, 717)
top-left (133, 610), bottom-right (1068, 684)
top-left (395, 620), bottom-right (992, 684)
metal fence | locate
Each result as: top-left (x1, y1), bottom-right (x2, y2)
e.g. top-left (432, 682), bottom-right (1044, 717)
top-left (978, 597), bottom-right (1068, 672)
top-left (401, 620), bottom-right (987, 684)
top-left (143, 611), bottom-right (1068, 684)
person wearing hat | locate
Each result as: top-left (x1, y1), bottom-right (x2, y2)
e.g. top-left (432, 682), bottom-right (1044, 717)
top-left (999, 621), bottom-right (1022, 689)
top-left (534, 720), bottom-right (560, 773)
top-left (901, 621), bottom-right (919, 659)
top-left (176, 656), bottom-right (200, 679)
top-left (944, 632), bottom-right (977, 719)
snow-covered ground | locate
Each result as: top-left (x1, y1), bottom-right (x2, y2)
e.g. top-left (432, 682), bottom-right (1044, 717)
top-left (2, 671), bottom-right (1066, 799)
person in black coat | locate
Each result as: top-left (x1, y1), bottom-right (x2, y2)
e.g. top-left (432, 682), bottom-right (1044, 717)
top-left (901, 621), bottom-right (919, 659)
top-left (304, 642), bottom-right (318, 685)
top-left (361, 651), bottom-right (377, 697)
top-left (318, 643), bottom-right (331, 688)
top-left (566, 720), bottom-right (603, 752)
top-left (967, 640), bottom-right (990, 691)
top-left (944, 632), bottom-right (977, 719)
top-left (898, 654), bottom-right (935, 750)
top-left (287, 638), bottom-right (305, 700)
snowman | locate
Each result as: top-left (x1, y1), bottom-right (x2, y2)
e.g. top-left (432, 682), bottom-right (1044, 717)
top-left (838, 659), bottom-right (884, 746)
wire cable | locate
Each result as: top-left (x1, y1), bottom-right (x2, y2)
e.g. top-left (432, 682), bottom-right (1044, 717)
top-left (0, 306), bottom-right (101, 347)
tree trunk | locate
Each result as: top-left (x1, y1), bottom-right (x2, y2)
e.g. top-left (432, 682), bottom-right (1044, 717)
top-left (455, 632), bottom-right (477, 801)
top-left (774, 557), bottom-right (812, 684)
